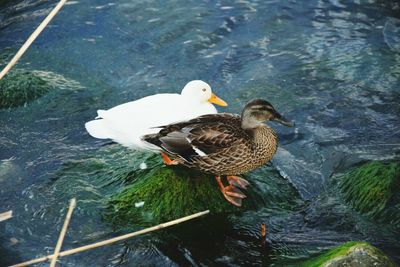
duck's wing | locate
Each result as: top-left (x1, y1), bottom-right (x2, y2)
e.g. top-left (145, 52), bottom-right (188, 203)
top-left (144, 113), bottom-right (247, 161)
top-left (156, 113), bottom-right (239, 132)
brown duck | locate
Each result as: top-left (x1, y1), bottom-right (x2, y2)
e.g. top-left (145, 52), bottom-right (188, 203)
top-left (142, 99), bottom-right (294, 206)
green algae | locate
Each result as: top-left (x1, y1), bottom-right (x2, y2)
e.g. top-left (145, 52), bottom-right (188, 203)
top-left (301, 242), bottom-right (363, 267)
top-left (339, 161), bottom-right (400, 222)
top-left (0, 70), bottom-right (52, 108)
top-left (50, 144), bottom-right (241, 227)
top-left (52, 144), bottom-right (296, 233)
top-left (300, 242), bottom-right (397, 267)
top-left (107, 166), bottom-right (241, 226)
top-left (51, 145), bottom-right (296, 229)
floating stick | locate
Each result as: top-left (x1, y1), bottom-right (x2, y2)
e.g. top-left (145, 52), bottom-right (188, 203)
top-left (10, 210), bottom-right (210, 267)
top-left (0, 0), bottom-right (68, 80)
top-left (49, 198), bottom-right (76, 267)
top-left (0, 210), bottom-right (12, 222)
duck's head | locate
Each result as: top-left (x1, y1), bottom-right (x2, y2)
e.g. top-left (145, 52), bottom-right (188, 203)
top-left (181, 80), bottom-right (228, 106)
top-left (241, 99), bottom-right (294, 129)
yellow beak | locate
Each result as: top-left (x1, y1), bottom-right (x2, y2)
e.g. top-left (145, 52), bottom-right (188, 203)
top-left (208, 93), bottom-right (228, 106)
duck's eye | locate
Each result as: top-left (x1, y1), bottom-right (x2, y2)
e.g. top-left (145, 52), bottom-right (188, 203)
top-left (202, 88), bottom-right (206, 92)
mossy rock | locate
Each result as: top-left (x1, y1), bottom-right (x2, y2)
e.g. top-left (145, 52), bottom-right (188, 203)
top-left (339, 161), bottom-right (400, 222)
top-left (301, 242), bottom-right (397, 267)
top-left (106, 166), bottom-right (256, 227)
top-left (0, 70), bottom-right (53, 109)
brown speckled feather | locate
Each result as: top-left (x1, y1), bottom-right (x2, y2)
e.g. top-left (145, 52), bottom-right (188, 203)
top-left (143, 113), bottom-right (278, 176)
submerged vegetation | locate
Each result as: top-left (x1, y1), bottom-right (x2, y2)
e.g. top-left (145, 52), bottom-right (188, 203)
top-left (300, 241), bottom-right (397, 267)
top-left (0, 70), bottom-right (53, 109)
top-left (107, 167), bottom-right (240, 226)
top-left (339, 161), bottom-right (400, 223)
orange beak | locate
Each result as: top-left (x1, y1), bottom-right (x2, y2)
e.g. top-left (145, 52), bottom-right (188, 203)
top-left (208, 93), bottom-right (228, 106)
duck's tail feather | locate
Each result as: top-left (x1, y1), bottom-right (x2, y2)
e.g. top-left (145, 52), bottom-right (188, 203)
top-left (85, 119), bottom-right (112, 139)
top-left (96, 110), bottom-right (107, 119)
top-left (141, 133), bottom-right (161, 147)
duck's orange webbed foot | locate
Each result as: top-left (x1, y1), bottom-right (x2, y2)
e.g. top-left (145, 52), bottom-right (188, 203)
top-left (227, 175), bottom-right (250, 189)
top-left (215, 176), bottom-right (246, 207)
top-left (160, 152), bottom-right (179, 166)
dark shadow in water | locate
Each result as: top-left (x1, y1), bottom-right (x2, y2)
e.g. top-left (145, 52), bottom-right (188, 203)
top-left (0, 224), bottom-right (22, 266)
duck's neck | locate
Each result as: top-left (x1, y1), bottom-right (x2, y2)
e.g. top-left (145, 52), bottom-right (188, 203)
top-left (241, 116), bottom-right (264, 129)
top-left (245, 125), bottom-right (278, 160)
top-left (248, 125), bottom-right (277, 143)
top-left (183, 96), bottom-right (217, 115)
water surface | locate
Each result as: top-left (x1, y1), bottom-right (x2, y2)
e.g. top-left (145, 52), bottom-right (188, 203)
top-left (1, 0), bottom-right (399, 266)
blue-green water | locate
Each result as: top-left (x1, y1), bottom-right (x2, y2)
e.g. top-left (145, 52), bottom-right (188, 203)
top-left (1, 0), bottom-right (399, 266)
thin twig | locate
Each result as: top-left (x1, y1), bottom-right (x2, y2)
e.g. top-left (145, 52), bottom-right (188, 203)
top-left (0, 0), bottom-right (68, 80)
top-left (49, 198), bottom-right (76, 267)
top-left (10, 210), bottom-right (210, 267)
top-left (0, 210), bottom-right (12, 222)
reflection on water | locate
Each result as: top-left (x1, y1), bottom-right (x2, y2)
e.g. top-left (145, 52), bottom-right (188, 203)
top-left (0, 0), bottom-right (399, 265)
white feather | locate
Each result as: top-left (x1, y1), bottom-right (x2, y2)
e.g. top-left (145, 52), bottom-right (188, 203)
top-left (192, 145), bottom-right (207, 156)
top-left (85, 80), bottom-right (221, 151)
top-left (85, 119), bottom-right (112, 139)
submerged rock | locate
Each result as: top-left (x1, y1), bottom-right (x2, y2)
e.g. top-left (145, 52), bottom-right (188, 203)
top-left (0, 70), bottom-right (52, 109)
top-left (301, 242), bottom-right (397, 267)
top-left (338, 161), bottom-right (400, 223)
top-left (107, 166), bottom-right (244, 226)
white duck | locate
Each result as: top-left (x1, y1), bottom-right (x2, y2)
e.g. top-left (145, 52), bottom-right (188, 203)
top-left (85, 80), bottom-right (227, 151)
